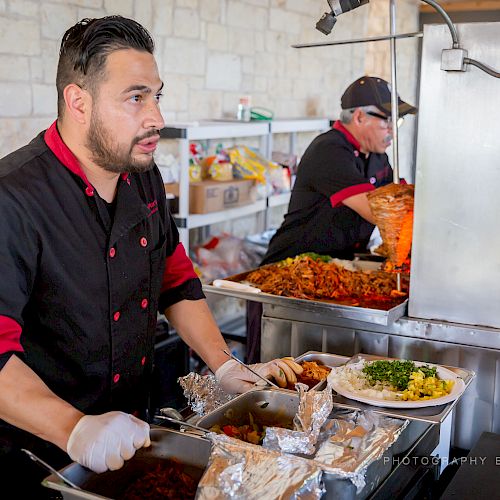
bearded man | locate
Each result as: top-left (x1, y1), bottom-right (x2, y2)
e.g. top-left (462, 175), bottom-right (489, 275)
top-left (0, 16), bottom-right (301, 497)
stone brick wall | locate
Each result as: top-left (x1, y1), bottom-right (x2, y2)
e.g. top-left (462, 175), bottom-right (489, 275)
top-left (0, 0), bottom-right (420, 175)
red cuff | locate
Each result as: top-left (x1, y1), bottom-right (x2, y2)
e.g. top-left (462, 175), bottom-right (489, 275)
top-left (161, 243), bottom-right (198, 292)
top-left (330, 183), bottom-right (375, 208)
top-left (0, 316), bottom-right (23, 355)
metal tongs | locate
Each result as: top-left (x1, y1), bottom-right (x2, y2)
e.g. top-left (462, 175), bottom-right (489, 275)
top-left (156, 408), bottom-right (209, 435)
top-left (222, 349), bottom-right (280, 389)
top-left (22, 448), bottom-right (81, 490)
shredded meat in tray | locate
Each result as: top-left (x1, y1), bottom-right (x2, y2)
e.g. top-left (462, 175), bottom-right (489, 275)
top-left (245, 255), bottom-right (408, 309)
top-left (122, 461), bottom-right (198, 500)
top-left (288, 361), bottom-right (332, 389)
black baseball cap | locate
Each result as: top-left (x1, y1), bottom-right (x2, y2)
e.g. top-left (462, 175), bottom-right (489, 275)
top-left (341, 76), bottom-right (417, 116)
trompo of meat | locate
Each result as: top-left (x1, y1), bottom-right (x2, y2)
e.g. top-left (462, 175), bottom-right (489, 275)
top-left (367, 183), bottom-right (415, 268)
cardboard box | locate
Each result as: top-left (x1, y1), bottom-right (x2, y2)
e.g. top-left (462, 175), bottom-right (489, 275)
top-left (164, 179), bottom-right (256, 214)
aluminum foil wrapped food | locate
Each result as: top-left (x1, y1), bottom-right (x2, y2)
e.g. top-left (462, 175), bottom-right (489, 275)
top-left (367, 183), bottom-right (415, 268)
top-left (264, 383), bottom-right (333, 455)
top-left (178, 372), bottom-right (235, 416)
top-left (312, 409), bottom-right (409, 492)
top-left (197, 433), bottom-right (325, 500)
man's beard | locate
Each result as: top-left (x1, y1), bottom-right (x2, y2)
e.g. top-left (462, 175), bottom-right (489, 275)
top-left (86, 111), bottom-right (159, 174)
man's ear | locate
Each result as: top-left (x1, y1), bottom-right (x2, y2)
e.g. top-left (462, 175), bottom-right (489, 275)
top-left (63, 83), bottom-right (91, 124)
top-left (352, 107), bottom-right (365, 126)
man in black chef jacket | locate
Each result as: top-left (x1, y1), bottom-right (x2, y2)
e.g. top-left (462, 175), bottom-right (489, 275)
top-left (247, 76), bottom-right (417, 363)
top-left (0, 16), bottom-right (301, 496)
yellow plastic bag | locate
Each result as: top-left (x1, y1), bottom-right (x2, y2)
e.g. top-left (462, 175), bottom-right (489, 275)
top-left (209, 161), bottom-right (233, 181)
top-left (228, 145), bottom-right (270, 184)
top-left (189, 163), bottom-right (202, 182)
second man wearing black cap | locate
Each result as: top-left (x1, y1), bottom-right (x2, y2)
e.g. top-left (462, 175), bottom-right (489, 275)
top-left (247, 76), bottom-right (417, 362)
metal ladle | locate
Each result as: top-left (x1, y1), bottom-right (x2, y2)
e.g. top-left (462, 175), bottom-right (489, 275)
top-left (22, 448), bottom-right (81, 490)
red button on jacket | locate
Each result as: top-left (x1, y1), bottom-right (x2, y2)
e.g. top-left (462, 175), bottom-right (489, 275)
top-left (109, 247), bottom-right (116, 258)
top-left (113, 311), bottom-right (120, 321)
top-left (140, 237), bottom-right (148, 247)
top-left (141, 298), bottom-right (148, 309)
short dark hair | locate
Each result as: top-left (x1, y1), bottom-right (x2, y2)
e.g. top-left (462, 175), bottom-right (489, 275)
top-left (56, 16), bottom-right (155, 117)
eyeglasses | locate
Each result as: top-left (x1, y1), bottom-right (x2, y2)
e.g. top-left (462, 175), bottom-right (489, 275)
top-left (365, 111), bottom-right (404, 128)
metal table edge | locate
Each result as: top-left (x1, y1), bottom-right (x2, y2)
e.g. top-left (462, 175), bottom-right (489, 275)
top-left (203, 284), bottom-right (408, 326)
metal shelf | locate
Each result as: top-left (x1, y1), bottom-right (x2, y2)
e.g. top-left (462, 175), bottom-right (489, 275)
top-left (160, 121), bottom-right (269, 140)
top-left (269, 118), bottom-right (330, 134)
top-left (267, 192), bottom-right (291, 207)
top-left (173, 199), bottom-right (267, 229)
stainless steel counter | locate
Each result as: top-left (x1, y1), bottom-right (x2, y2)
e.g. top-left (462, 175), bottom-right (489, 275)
top-left (260, 305), bottom-right (500, 450)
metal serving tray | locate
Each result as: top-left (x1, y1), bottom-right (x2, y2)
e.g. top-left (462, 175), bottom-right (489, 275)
top-left (43, 428), bottom-right (211, 500)
top-left (197, 387), bottom-right (299, 430)
top-left (288, 351), bottom-right (350, 391)
top-left (295, 351), bottom-right (350, 368)
top-left (196, 388), bottom-right (433, 500)
top-left (331, 353), bottom-right (476, 425)
top-left (203, 267), bottom-right (408, 326)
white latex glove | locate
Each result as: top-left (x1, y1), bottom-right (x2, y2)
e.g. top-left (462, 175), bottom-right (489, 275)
top-left (215, 358), bottom-right (303, 394)
top-left (67, 411), bottom-right (151, 473)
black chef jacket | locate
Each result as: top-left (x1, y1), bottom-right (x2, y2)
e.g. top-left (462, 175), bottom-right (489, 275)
top-left (0, 121), bottom-right (204, 433)
top-left (262, 121), bottom-right (394, 265)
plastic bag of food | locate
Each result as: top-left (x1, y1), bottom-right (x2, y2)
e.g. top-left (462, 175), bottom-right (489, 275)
top-left (192, 234), bottom-right (258, 283)
top-left (209, 160), bottom-right (233, 181)
top-left (189, 162), bottom-right (202, 182)
top-left (189, 142), bottom-right (204, 182)
top-left (228, 145), bottom-right (267, 183)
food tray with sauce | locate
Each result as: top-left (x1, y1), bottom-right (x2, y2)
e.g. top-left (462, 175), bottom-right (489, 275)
top-left (43, 428), bottom-right (211, 500)
top-left (196, 388), bottom-right (299, 440)
top-left (285, 351), bottom-right (350, 391)
top-left (203, 266), bottom-right (408, 326)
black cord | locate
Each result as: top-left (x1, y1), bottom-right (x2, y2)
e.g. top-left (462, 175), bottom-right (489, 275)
top-left (464, 57), bottom-right (500, 78)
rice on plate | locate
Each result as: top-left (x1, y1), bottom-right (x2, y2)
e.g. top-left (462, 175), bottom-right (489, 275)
top-left (329, 359), bottom-right (455, 402)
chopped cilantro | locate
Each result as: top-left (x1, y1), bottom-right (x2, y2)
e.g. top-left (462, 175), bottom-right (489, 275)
top-left (362, 360), bottom-right (437, 391)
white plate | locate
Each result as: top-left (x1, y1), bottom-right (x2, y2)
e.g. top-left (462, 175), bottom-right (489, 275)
top-left (330, 361), bottom-right (466, 409)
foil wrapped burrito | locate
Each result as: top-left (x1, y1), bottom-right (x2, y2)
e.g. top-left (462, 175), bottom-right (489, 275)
top-left (197, 433), bottom-right (325, 500)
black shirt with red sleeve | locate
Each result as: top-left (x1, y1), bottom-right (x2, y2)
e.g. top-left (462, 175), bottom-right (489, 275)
top-left (262, 121), bottom-right (393, 265)
top-left (0, 121), bottom-right (204, 421)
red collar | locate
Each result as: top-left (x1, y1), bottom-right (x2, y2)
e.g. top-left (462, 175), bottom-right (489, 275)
top-left (333, 120), bottom-right (361, 151)
top-left (44, 121), bottom-right (129, 197)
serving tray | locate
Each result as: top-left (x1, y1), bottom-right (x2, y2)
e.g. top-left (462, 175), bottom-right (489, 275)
top-left (204, 266), bottom-right (408, 326)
